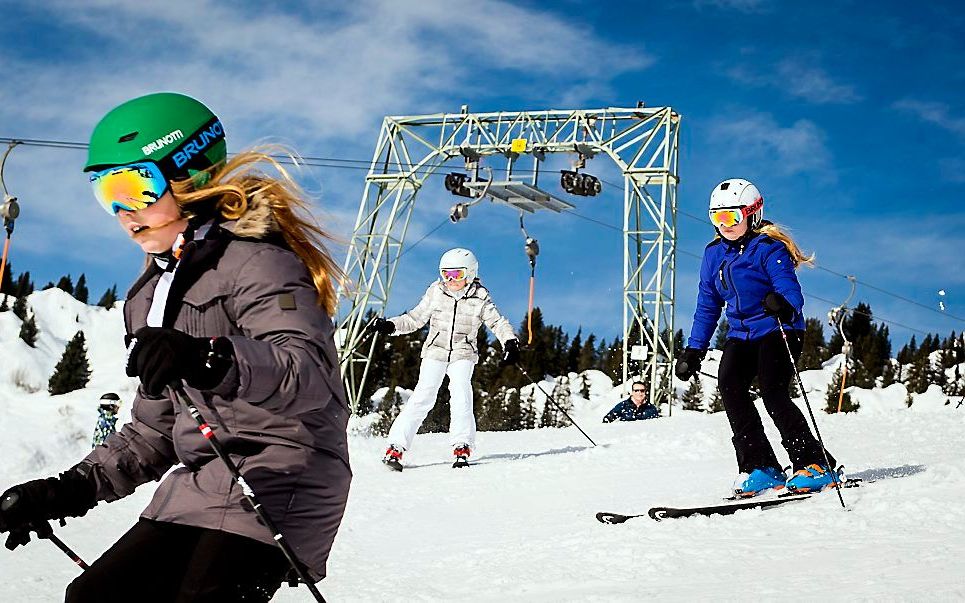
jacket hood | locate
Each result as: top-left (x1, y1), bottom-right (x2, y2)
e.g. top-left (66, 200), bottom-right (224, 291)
top-left (217, 189), bottom-right (279, 240)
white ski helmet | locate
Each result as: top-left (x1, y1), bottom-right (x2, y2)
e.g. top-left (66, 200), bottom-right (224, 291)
top-left (439, 248), bottom-right (478, 282)
top-left (709, 178), bottom-right (764, 230)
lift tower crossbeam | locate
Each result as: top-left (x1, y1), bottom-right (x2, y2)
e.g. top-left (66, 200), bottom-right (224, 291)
top-left (338, 107), bottom-right (680, 414)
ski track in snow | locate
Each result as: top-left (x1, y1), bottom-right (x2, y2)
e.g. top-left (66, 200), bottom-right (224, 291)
top-left (0, 290), bottom-right (963, 600)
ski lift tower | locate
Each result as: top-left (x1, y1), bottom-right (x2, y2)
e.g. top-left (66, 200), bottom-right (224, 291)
top-left (337, 106), bottom-right (680, 413)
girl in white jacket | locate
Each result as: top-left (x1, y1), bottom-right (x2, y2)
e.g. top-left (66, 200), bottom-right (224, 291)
top-left (372, 248), bottom-right (518, 470)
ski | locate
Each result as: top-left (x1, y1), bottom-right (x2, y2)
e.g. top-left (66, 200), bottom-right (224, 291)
top-left (597, 479), bottom-right (863, 524)
top-left (596, 495), bottom-right (812, 524)
top-left (647, 494), bottom-right (813, 521)
top-left (383, 458), bottom-right (403, 472)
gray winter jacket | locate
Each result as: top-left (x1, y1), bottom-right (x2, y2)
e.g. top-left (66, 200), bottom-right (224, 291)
top-left (389, 280), bottom-right (516, 363)
top-left (80, 196), bottom-right (350, 582)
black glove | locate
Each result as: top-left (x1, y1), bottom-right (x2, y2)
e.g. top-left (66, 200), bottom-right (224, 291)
top-left (127, 327), bottom-right (233, 396)
top-left (762, 292), bottom-right (796, 324)
top-left (370, 318), bottom-right (396, 336)
top-left (0, 466), bottom-right (96, 550)
top-left (500, 339), bottom-right (520, 367)
top-left (674, 347), bottom-right (706, 381)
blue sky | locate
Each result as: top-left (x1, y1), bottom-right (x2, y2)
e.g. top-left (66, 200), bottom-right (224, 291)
top-left (1, 0), bottom-right (963, 347)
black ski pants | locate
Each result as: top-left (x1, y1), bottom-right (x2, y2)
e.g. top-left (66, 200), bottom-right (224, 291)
top-left (718, 329), bottom-right (836, 474)
top-left (64, 518), bottom-right (290, 603)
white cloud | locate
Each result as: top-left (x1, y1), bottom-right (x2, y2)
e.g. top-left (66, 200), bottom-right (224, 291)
top-left (893, 99), bottom-right (965, 138)
top-left (0, 0), bottom-right (651, 288)
top-left (705, 112), bottom-right (833, 178)
top-left (728, 59), bottom-right (861, 104)
top-left (694, 0), bottom-right (773, 13)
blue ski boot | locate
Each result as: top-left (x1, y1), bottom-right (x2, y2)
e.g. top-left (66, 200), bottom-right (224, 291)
top-left (786, 464), bottom-right (839, 493)
top-left (733, 467), bottom-right (786, 498)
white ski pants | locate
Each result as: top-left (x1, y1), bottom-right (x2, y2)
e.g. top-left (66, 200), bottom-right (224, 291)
top-left (387, 358), bottom-right (476, 451)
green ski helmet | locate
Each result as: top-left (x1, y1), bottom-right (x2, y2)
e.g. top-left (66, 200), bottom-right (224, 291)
top-left (83, 92), bottom-right (226, 185)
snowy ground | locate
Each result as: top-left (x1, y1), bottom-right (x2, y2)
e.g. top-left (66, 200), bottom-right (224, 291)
top-left (0, 290), bottom-right (963, 600)
top-left (2, 403), bottom-right (963, 601)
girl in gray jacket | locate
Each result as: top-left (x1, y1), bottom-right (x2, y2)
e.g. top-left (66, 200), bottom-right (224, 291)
top-left (373, 248), bottom-right (519, 470)
top-left (0, 93), bottom-right (350, 601)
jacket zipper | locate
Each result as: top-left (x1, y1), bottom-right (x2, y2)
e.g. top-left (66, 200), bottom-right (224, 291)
top-left (448, 297), bottom-right (460, 362)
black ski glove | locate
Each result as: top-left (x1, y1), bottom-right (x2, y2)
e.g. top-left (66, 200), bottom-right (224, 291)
top-left (674, 347), bottom-right (706, 381)
top-left (500, 339), bottom-right (520, 367)
top-left (0, 465), bottom-right (97, 550)
top-left (762, 292), bottom-right (796, 324)
top-left (370, 318), bottom-right (396, 336)
top-left (127, 327), bottom-right (234, 396)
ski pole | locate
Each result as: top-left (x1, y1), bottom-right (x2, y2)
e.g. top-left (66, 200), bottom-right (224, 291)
top-left (774, 321), bottom-right (846, 509)
top-left (1, 495), bottom-right (90, 570)
top-left (170, 385), bottom-right (327, 603)
top-left (40, 524), bottom-right (90, 570)
top-left (516, 366), bottom-right (597, 447)
top-left (693, 370), bottom-right (760, 399)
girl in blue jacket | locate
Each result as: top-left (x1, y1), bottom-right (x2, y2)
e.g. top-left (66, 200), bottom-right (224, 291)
top-left (676, 179), bottom-right (838, 497)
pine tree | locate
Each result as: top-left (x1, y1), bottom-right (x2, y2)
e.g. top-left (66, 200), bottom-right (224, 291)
top-left (798, 318), bottom-right (827, 370)
top-left (905, 350), bottom-right (931, 394)
top-left (0, 262), bottom-right (13, 296)
top-left (0, 296), bottom-right (7, 312)
top-left (520, 390), bottom-right (537, 430)
top-left (372, 386), bottom-right (404, 437)
top-left (881, 360), bottom-right (898, 388)
top-left (904, 389), bottom-right (914, 408)
top-left (708, 386), bottom-right (724, 413)
top-left (552, 376), bottom-right (572, 427)
top-left (74, 274), bottom-right (89, 304)
top-left (673, 328), bottom-right (684, 357)
top-left (578, 334), bottom-right (598, 372)
top-left (824, 366), bottom-right (858, 413)
top-left (12, 295), bottom-right (27, 320)
top-left (680, 377), bottom-right (704, 411)
top-left (503, 389), bottom-right (523, 431)
top-left (788, 374), bottom-right (800, 398)
top-left (42, 282), bottom-right (55, 291)
top-left (713, 318), bottom-right (730, 350)
top-left (578, 372), bottom-right (590, 399)
top-left (56, 275), bottom-right (74, 295)
top-left (539, 380), bottom-right (558, 428)
top-left (567, 328), bottom-right (582, 374)
top-left (19, 313), bottom-right (38, 347)
top-left (48, 331), bottom-right (92, 395)
top-left (13, 271), bottom-right (33, 299)
top-left (97, 285), bottom-right (119, 308)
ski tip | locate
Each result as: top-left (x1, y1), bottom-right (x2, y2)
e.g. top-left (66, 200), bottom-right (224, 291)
top-left (595, 512), bottom-right (630, 524)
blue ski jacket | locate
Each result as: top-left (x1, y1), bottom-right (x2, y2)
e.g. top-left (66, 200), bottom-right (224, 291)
top-left (602, 399), bottom-right (661, 423)
top-left (687, 231), bottom-right (805, 350)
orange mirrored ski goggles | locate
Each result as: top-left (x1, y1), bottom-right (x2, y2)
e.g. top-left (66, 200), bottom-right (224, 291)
top-left (709, 197), bottom-right (763, 228)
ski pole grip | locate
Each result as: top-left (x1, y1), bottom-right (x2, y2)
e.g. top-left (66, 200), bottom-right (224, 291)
top-left (0, 491), bottom-right (19, 512)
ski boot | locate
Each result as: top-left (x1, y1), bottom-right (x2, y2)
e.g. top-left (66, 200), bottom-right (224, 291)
top-left (732, 466), bottom-right (786, 498)
top-left (452, 443), bottom-right (471, 468)
top-left (786, 464), bottom-right (840, 493)
top-left (382, 445), bottom-right (404, 472)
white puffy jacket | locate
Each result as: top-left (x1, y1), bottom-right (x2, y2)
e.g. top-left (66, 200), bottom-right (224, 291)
top-left (388, 280), bottom-right (516, 363)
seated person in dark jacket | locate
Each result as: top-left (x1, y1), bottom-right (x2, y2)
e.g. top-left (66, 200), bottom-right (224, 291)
top-left (603, 381), bottom-right (660, 422)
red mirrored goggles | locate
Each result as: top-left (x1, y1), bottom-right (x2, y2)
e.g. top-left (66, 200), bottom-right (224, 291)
top-left (440, 268), bottom-right (467, 281)
top-left (709, 196), bottom-right (763, 229)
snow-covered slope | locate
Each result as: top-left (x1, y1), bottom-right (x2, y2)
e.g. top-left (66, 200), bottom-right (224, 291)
top-left (0, 295), bottom-right (962, 600)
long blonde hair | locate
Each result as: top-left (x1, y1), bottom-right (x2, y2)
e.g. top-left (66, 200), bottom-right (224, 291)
top-left (171, 147), bottom-right (344, 314)
top-left (757, 222), bottom-right (814, 268)
top-left (711, 221), bottom-right (815, 268)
